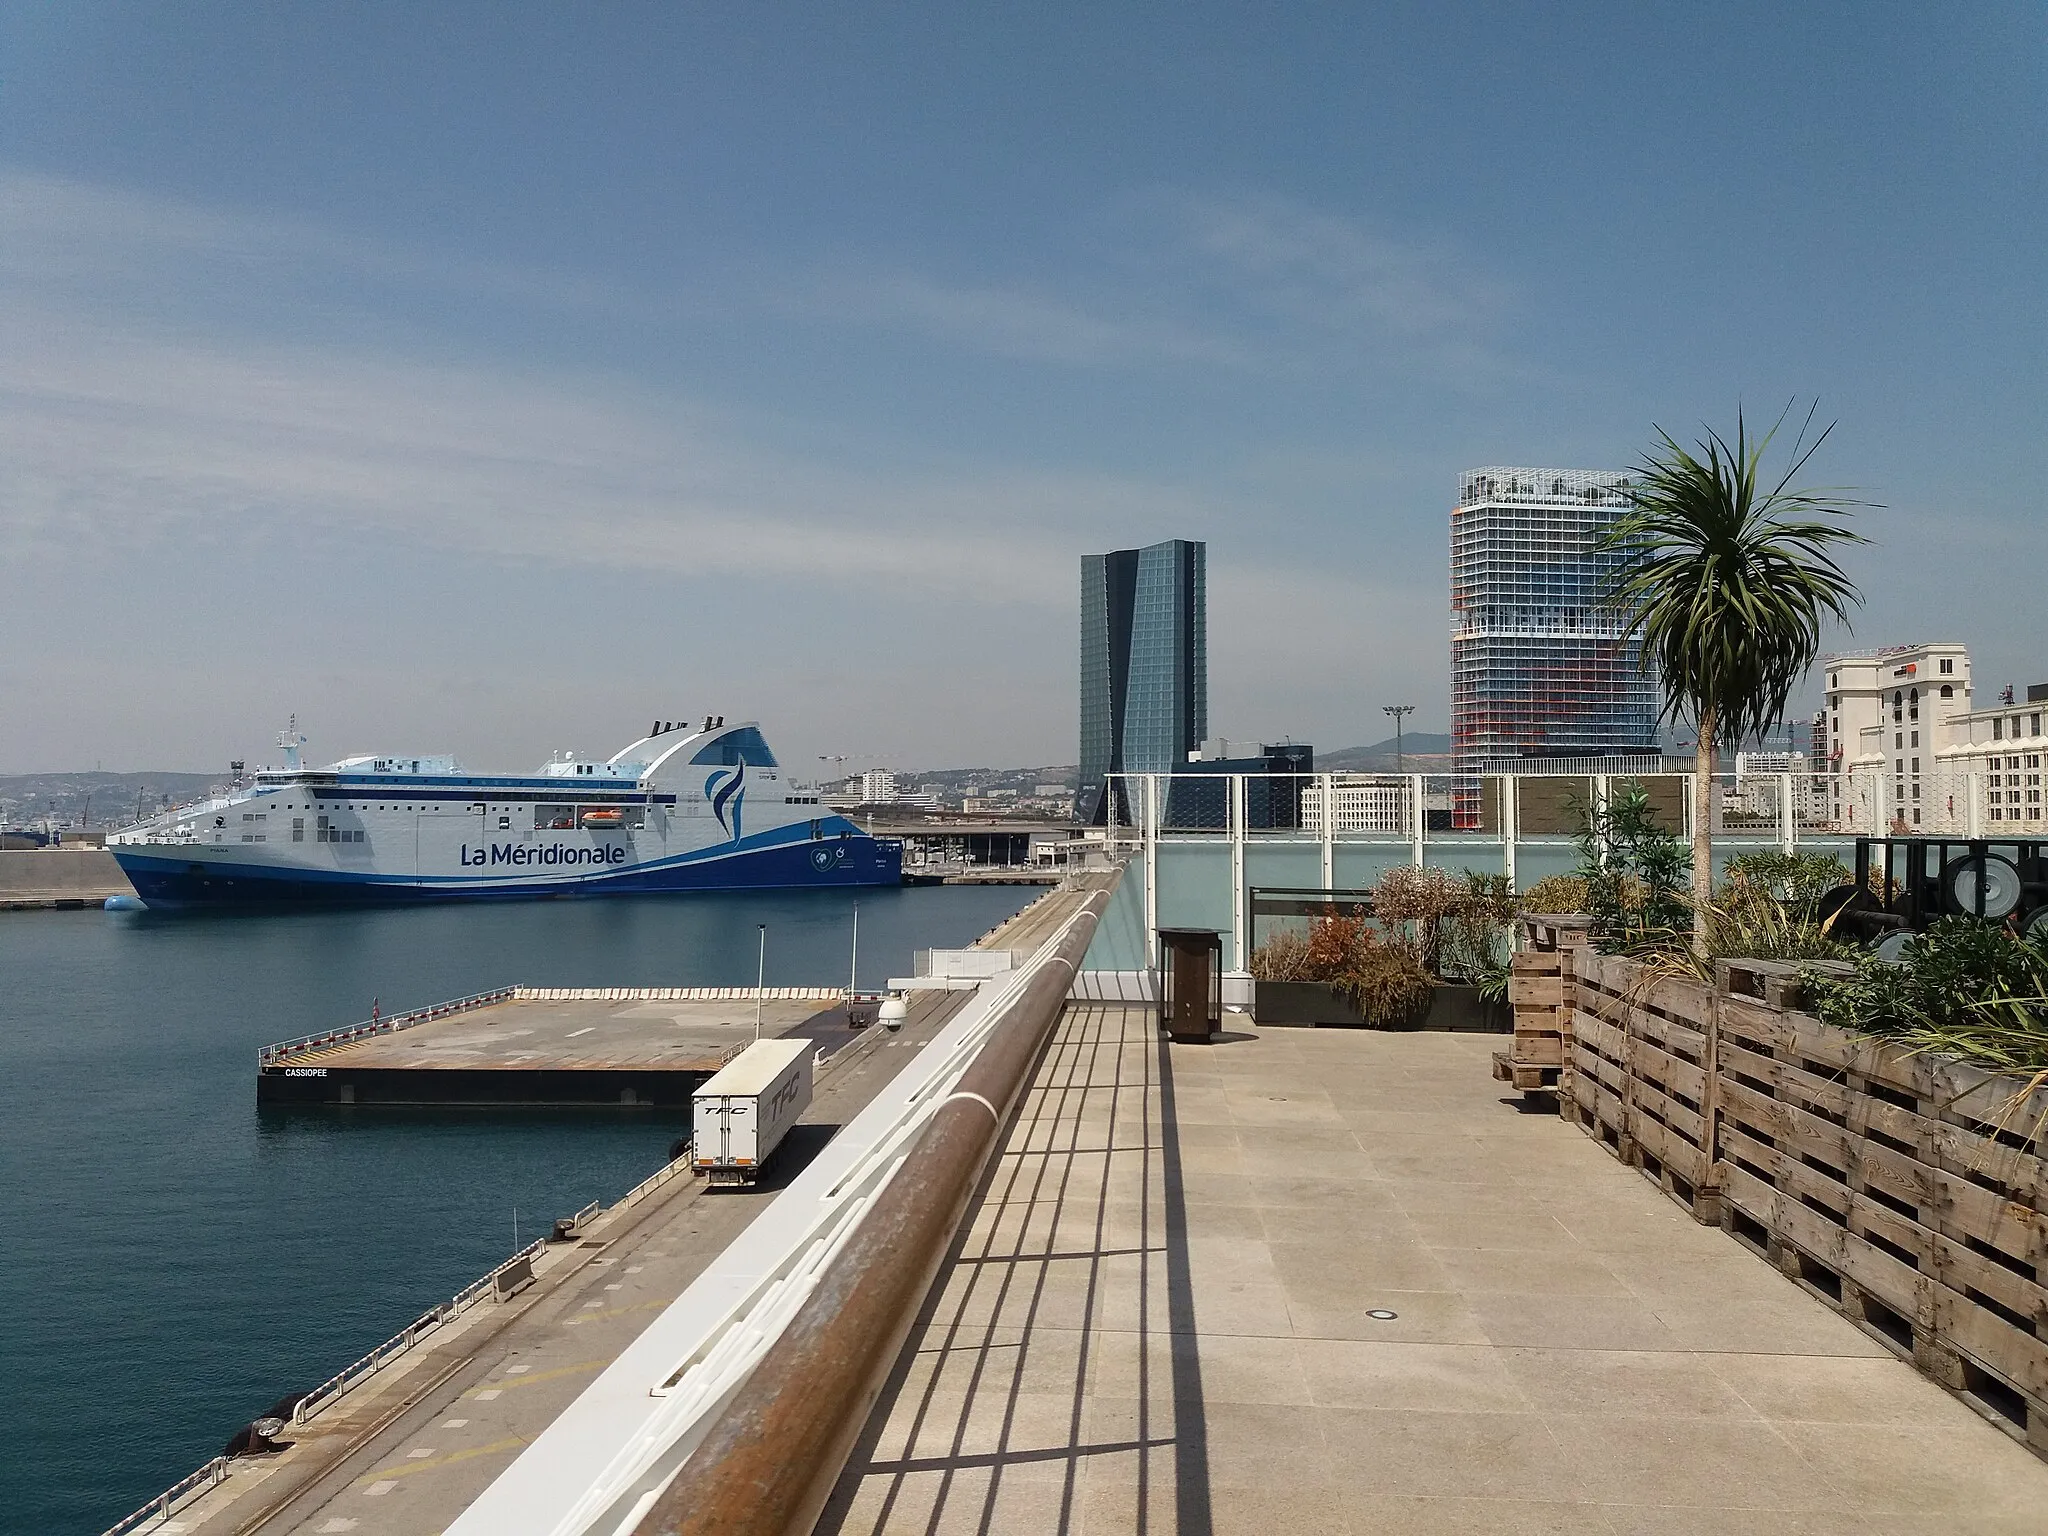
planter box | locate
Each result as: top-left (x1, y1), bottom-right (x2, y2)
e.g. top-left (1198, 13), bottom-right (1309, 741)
top-left (1554, 947), bottom-right (2048, 1462)
top-left (1253, 980), bottom-right (1502, 1032)
top-left (1253, 980), bottom-right (1365, 1027)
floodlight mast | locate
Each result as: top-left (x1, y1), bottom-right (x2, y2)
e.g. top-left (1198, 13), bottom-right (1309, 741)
top-left (1383, 704), bottom-right (1416, 775)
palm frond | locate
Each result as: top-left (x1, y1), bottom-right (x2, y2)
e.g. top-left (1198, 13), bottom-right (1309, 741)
top-left (1596, 404), bottom-right (1871, 743)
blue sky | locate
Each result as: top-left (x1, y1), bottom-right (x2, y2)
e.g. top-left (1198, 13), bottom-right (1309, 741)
top-left (3, 3), bottom-right (2042, 773)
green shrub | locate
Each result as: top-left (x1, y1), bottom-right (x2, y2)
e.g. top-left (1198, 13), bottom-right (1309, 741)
top-left (1801, 917), bottom-right (2048, 1075)
top-left (1575, 780), bottom-right (1690, 956)
top-left (1721, 851), bottom-right (1851, 914)
top-left (1520, 874), bottom-right (1590, 914)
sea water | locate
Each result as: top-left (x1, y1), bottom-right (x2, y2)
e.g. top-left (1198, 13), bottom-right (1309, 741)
top-left (0, 885), bottom-right (1028, 1533)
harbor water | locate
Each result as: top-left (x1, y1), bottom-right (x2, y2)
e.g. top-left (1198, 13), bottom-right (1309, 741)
top-left (0, 884), bottom-right (1030, 1534)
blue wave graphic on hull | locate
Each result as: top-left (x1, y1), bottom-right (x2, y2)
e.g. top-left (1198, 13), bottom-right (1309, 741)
top-left (705, 761), bottom-right (745, 841)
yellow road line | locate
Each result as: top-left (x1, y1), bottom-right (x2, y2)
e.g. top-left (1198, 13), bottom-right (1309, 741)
top-left (356, 1434), bottom-right (530, 1484)
top-left (463, 1357), bottom-right (612, 1396)
top-left (561, 1297), bottom-right (668, 1327)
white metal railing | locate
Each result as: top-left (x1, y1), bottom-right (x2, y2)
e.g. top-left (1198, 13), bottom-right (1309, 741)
top-left (257, 988), bottom-right (516, 1063)
top-left (100, 1228), bottom-right (554, 1536)
top-left (1095, 769), bottom-right (2019, 855)
top-left (97, 1457), bottom-right (230, 1536)
top-left (257, 986), bottom-right (848, 1064)
top-left (293, 1236), bottom-right (551, 1425)
top-left (443, 893), bottom-right (1108, 1536)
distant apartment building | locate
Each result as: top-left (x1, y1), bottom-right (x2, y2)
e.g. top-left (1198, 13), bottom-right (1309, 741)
top-left (1079, 539), bottom-right (1207, 822)
top-left (1941, 683), bottom-right (2048, 828)
top-left (1449, 468), bottom-right (1660, 772)
top-left (1821, 642), bottom-right (1972, 831)
top-left (859, 768), bottom-right (899, 805)
top-left (1300, 777), bottom-right (1410, 835)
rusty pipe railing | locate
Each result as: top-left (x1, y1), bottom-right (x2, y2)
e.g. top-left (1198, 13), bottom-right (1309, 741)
top-left (633, 888), bottom-right (1109, 1536)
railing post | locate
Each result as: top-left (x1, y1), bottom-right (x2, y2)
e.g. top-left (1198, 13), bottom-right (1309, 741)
top-left (1410, 774), bottom-right (1425, 867)
top-left (1779, 772), bottom-right (1796, 854)
top-left (1501, 774), bottom-right (1517, 885)
top-left (1318, 772), bottom-right (1334, 890)
top-left (1968, 771), bottom-right (1984, 838)
top-left (1230, 774), bottom-right (1247, 972)
top-left (1595, 775), bottom-right (1612, 865)
top-left (1142, 775), bottom-right (1159, 953)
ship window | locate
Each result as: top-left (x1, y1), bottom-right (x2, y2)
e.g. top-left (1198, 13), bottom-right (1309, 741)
top-left (690, 726), bottom-right (779, 768)
top-left (498, 816), bottom-right (511, 830)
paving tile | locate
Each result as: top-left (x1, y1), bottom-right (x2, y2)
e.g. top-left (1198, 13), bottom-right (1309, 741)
top-left (1465, 1292), bottom-right (1684, 1351)
top-left (1773, 1420), bottom-right (2048, 1518)
top-left (1318, 1407), bottom-right (1577, 1499)
top-left (1707, 1351), bottom-right (1972, 1426)
top-left (1430, 1245), bottom-right (1632, 1297)
top-left (1546, 1415), bottom-right (1845, 1509)
top-left (1298, 1339), bottom-right (1532, 1414)
top-left (1285, 1290), bottom-right (1493, 1346)
top-left (1496, 1347), bottom-right (1759, 1419)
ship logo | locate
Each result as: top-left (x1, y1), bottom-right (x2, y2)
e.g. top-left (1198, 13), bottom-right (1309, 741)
top-left (705, 761), bottom-right (746, 841)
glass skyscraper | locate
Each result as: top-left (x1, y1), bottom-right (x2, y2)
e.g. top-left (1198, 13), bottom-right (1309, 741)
top-left (1450, 468), bottom-right (1659, 771)
top-left (1080, 539), bottom-right (1207, 823)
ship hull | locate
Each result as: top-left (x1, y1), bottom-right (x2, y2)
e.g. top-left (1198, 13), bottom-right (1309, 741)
top-left (112, 834), bottom-right (902, 910)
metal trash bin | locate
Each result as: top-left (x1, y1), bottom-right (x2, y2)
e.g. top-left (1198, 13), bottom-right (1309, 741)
top-left (1157, 928), bottom-right (1223, 1044)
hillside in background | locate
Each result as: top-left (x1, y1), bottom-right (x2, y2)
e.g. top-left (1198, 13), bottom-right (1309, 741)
top-left (0, 772), bottom-right (222, 830)
top-left (1317, 733), bottom-right (1453, 772)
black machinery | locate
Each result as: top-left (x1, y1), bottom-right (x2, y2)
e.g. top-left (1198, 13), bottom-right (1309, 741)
top-left (1821, 835), bottom-right (2048, 945)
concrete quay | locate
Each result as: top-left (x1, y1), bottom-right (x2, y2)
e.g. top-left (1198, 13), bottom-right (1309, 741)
top-left (257, 993), bottom-right (851, 1107)
top-left (0, 847), bottom-right (133, 907)
top-left (820, 1005), bottom-right (2048, 1535)
top-left (135, 987), bottom-right (979, 1536)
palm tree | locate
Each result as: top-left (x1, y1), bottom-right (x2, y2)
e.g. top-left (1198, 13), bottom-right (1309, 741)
top-left (1597, 406), bottom-right (1867, 951)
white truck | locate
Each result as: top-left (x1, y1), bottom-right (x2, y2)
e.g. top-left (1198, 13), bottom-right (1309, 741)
top-left (691, 1037), bottom-right (815, 1187)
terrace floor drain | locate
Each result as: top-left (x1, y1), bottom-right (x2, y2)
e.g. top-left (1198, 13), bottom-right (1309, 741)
top-left (1366, 1309), bottom-right (1399, 1320)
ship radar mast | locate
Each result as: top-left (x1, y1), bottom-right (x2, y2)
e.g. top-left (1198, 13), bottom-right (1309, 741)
top-left (278, 715), bottom-right (307, 772)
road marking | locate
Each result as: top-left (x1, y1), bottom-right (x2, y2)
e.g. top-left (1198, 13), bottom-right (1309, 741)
top-left (604, 1283), bottom-right (623, 1291)
top-left (357, 1435), bottom-right (529, 1485)
top-left (465, 1358), bottom-right (611, 1394)
top-left (319, 1522), bottom-right (358, 1533)
top-left (364, 1481), bottom-right (397, 1497)
top-left (566, 1027), bottom-right (595, 1037)
top-left (441, 1418), bottom-right (469, 1428)
top-left (625, 1265), bottom-right (644, 1273)
top-left (504, 1364), bottom-right (531, 1374)
top-left (563, 1297), bottom-right (667, 1327)
top-left (407, 1447), bottom-right (434, 1458)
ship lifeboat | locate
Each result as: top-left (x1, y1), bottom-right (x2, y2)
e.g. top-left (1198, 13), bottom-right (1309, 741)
top-left (580, 807), bottom-right (625, 827)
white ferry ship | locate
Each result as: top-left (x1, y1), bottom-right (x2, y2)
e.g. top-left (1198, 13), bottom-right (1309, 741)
top-left (106, 719), bottom-right (901, 908)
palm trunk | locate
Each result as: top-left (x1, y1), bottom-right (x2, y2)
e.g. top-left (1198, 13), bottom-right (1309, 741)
top-left (1693, 710), bottom-right (1716, 956)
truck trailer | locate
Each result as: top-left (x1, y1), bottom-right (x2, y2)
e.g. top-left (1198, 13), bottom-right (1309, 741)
top-left (691, 1037), bottom-right (815, 1187)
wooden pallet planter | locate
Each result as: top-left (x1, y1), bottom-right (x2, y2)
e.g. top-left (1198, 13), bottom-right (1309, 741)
top-left (1554, 947), bottom-right (2048, 1461)
top-left (1711, 979), bottom-right (2048, 1456)
top-left (1492, 915), bottom-right (1595, 1100)
top-left (1569, 950), bottom-right (1720, 1220)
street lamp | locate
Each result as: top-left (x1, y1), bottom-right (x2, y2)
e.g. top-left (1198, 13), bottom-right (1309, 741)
top-left (1382, 704), bottom-right (1416, 774)
top-left (754, 923), bottom-right (767, 1041)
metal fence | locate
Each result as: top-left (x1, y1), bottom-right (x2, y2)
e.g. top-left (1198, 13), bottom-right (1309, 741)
top-left (1098, 770), bottom-right (2037, 851)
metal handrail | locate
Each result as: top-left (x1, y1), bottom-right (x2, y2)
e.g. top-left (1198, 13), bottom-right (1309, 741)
top-left (95, 1134), bottom-right (718, 1536)
top-left (257, 987), bottom-right (517, 1064)
top-left (96, 1458), bottom-right (229, 1536)
top-left (294, 1236), bottom-right (550, 1425)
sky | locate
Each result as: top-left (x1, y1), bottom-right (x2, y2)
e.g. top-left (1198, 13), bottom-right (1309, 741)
top-left (2, 3), bottom-right (2043, 776)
